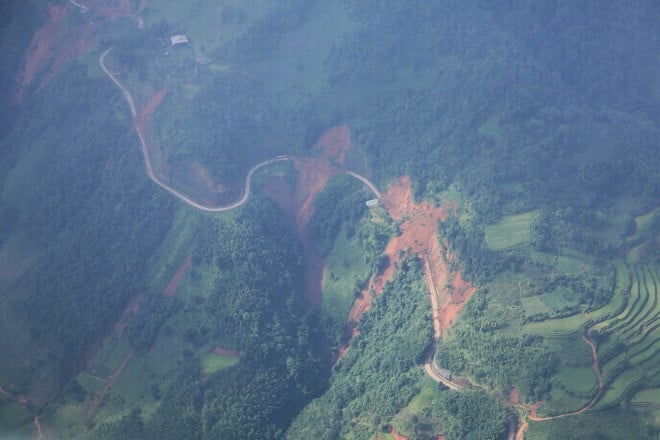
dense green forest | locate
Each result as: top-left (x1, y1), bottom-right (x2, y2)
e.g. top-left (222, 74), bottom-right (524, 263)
top-left (0, 0), bottom-right (658, 439)
top-left (90, 198), bottom-right (331, 439)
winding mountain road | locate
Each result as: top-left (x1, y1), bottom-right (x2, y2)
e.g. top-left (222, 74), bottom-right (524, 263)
top-left (99, 49), bottom-right (380, 212)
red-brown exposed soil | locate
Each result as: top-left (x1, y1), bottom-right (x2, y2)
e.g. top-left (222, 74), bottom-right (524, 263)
top-left (193, 162), bottom-right (230, 195)
top-left (390, 428), bottom-right (410, 440)
top-left (112, 292), bottom-right (145, 337)
top-left (135, 88), bottom-right (167, 132)
top-left (294, 125), bottom-right (350, 227)
top-left (14, 0), bottom-right (146, 104)
top-left (85, 349), bottom-right (134, 420)
top-left (508, 388), bottom-right (520, 406)
top-left (14, 5), bottom-right (69, 103)
top-left (345, 176), bottom-right (470, 336)
top-left (263, 125), bottom-right (352, 304)
top-left (162, 253), bottom-right (192, 297)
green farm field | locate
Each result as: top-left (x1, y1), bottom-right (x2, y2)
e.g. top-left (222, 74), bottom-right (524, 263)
top-left (524, 256), bottom-right (659, 417)
top-left (322, 230), bottom-right (373, 322)
top-left (485, 209), bottom-right (540, 250)
top-left (201, 352), bottom-right (239, 374)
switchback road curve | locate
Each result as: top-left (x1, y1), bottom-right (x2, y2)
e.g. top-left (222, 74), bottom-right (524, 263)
top-left (99, 49), bottom-right (380, 212)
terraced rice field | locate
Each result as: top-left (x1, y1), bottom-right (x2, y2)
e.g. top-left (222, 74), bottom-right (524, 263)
top-left (524, 262), bottom-right (629, 337)
top-left (526, 259), bottom-right (659, 413)
top-left (592, 263), bottom-right (659, 408)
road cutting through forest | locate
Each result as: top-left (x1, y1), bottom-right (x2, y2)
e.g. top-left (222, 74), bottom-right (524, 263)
top-left (98, 47), bottom-right (608, 440)
top-left (100, 49), bottom-right (380, 212)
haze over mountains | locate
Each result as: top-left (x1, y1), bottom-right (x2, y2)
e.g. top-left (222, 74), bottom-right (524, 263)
top-left (0, 1), bottom-right (658, 439)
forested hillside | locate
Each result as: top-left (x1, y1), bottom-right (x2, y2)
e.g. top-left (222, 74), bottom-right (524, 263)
top-left (0, 1), bottom-right (658, 439)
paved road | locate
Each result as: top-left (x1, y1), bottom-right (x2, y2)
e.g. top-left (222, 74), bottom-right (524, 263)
top-left (100, 49), bottom-right (381, 212)
top-left (100, 49), bottom-right (292, 212)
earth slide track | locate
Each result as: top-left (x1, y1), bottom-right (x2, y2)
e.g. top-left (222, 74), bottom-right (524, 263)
top-left (99, 45), bottom-right (608, 440)
top-left (100, 49), bottom-right (380, 212)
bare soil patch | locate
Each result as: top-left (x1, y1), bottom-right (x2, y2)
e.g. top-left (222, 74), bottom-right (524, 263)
top-left (162, 253), bottom-right (192, 297)
top-left (264, 126), bottom-right (352, 304)
top-left (294, 125), bottom-right (351, 227)
top-left (340, 177), bottom-right (471, 362)
top-left (14, 5), bottom-right (69, 103)
top-left (390, 428), bottom-right (410, 440)
top-left (346, 176), bottom-right (469, 335)
top-left (14, 0), bottom-right (143, 103)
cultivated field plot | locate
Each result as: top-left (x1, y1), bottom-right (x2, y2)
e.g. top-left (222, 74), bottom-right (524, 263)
top-left (485, 210), bottom-right (539, 250)
top-left (528, 257), bottom-right (659, 414)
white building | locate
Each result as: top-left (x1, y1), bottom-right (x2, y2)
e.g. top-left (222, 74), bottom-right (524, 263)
top-left (170, 34), bottom-right (189, 46)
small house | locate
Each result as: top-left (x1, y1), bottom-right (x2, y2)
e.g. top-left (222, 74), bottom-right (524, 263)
top-left (366, 199), bottom-right (379, 208)
top-left (170, 34), bottom-right (189, 46)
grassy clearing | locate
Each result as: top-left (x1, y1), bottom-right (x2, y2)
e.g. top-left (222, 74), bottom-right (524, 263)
top-left (632, 207), bottom-right (659, 241)
top-left (484, 209), bottom-right (539, 250)
top-left (556, 366), bottom-right (597, 395)
top-left (521, 296), bottom-right (551, 317)
top-left (525, 408), bottom-right (657, 440)
top-left (552, 254), bottom-right (587, 275)
top-left (632, 388), bottom-right (660, 406)
top-left (541, 286), bottom-right (579, 311)
top-left (322, 230), bottom-right (372, 322)
top-left (524, 312), bottom-right (587, 336)
top-left (200, 352), bottom-right (239, 374)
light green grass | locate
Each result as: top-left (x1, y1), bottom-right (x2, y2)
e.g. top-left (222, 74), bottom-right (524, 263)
top-left (200, 353), bottom-right (239, 374)
top-left (523, 260), bottom-right (630, 336)
top-left (601, 269), bottom-right (640, 333)
top-left (540, 388), bottom-right (588, 416)
top-left (521, 296), bottom-right (551, 317)
top-left (74, 371), bottom-right (105, 395)
top-left (552, 255), bottom-right (586, 274)
top-left (524, 313), bottom-right (588, 336)
top-left (632, 207), bottom-right (659, 241)
top-left (590, 261), bottom-right (629, 326)
top-left (175, 261), bottom-right (218, 299)
top-left (485, 210), bottom-right (540, 250)
top-left (556, 366), bottom-right (597, 394)
top-left (600, 351), bottom-right (628, 379)
top-left (541, 286), bottom-right (579, 311)
top-left (596, 368), bottom-right (645, 409)
top-left (322, 230), bottom-right (372, 322)
top-left (632, 388), bottom-right (660, 406)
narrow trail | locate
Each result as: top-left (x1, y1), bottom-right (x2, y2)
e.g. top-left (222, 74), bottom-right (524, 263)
top-left (0, 386), bottom-right (51, 440)
top-left (85, 349), bottom-right (134, 420)
top-left (528, 336), bottom-right (603, 422)
top-left (99, 49), bottom-right (380, 212)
